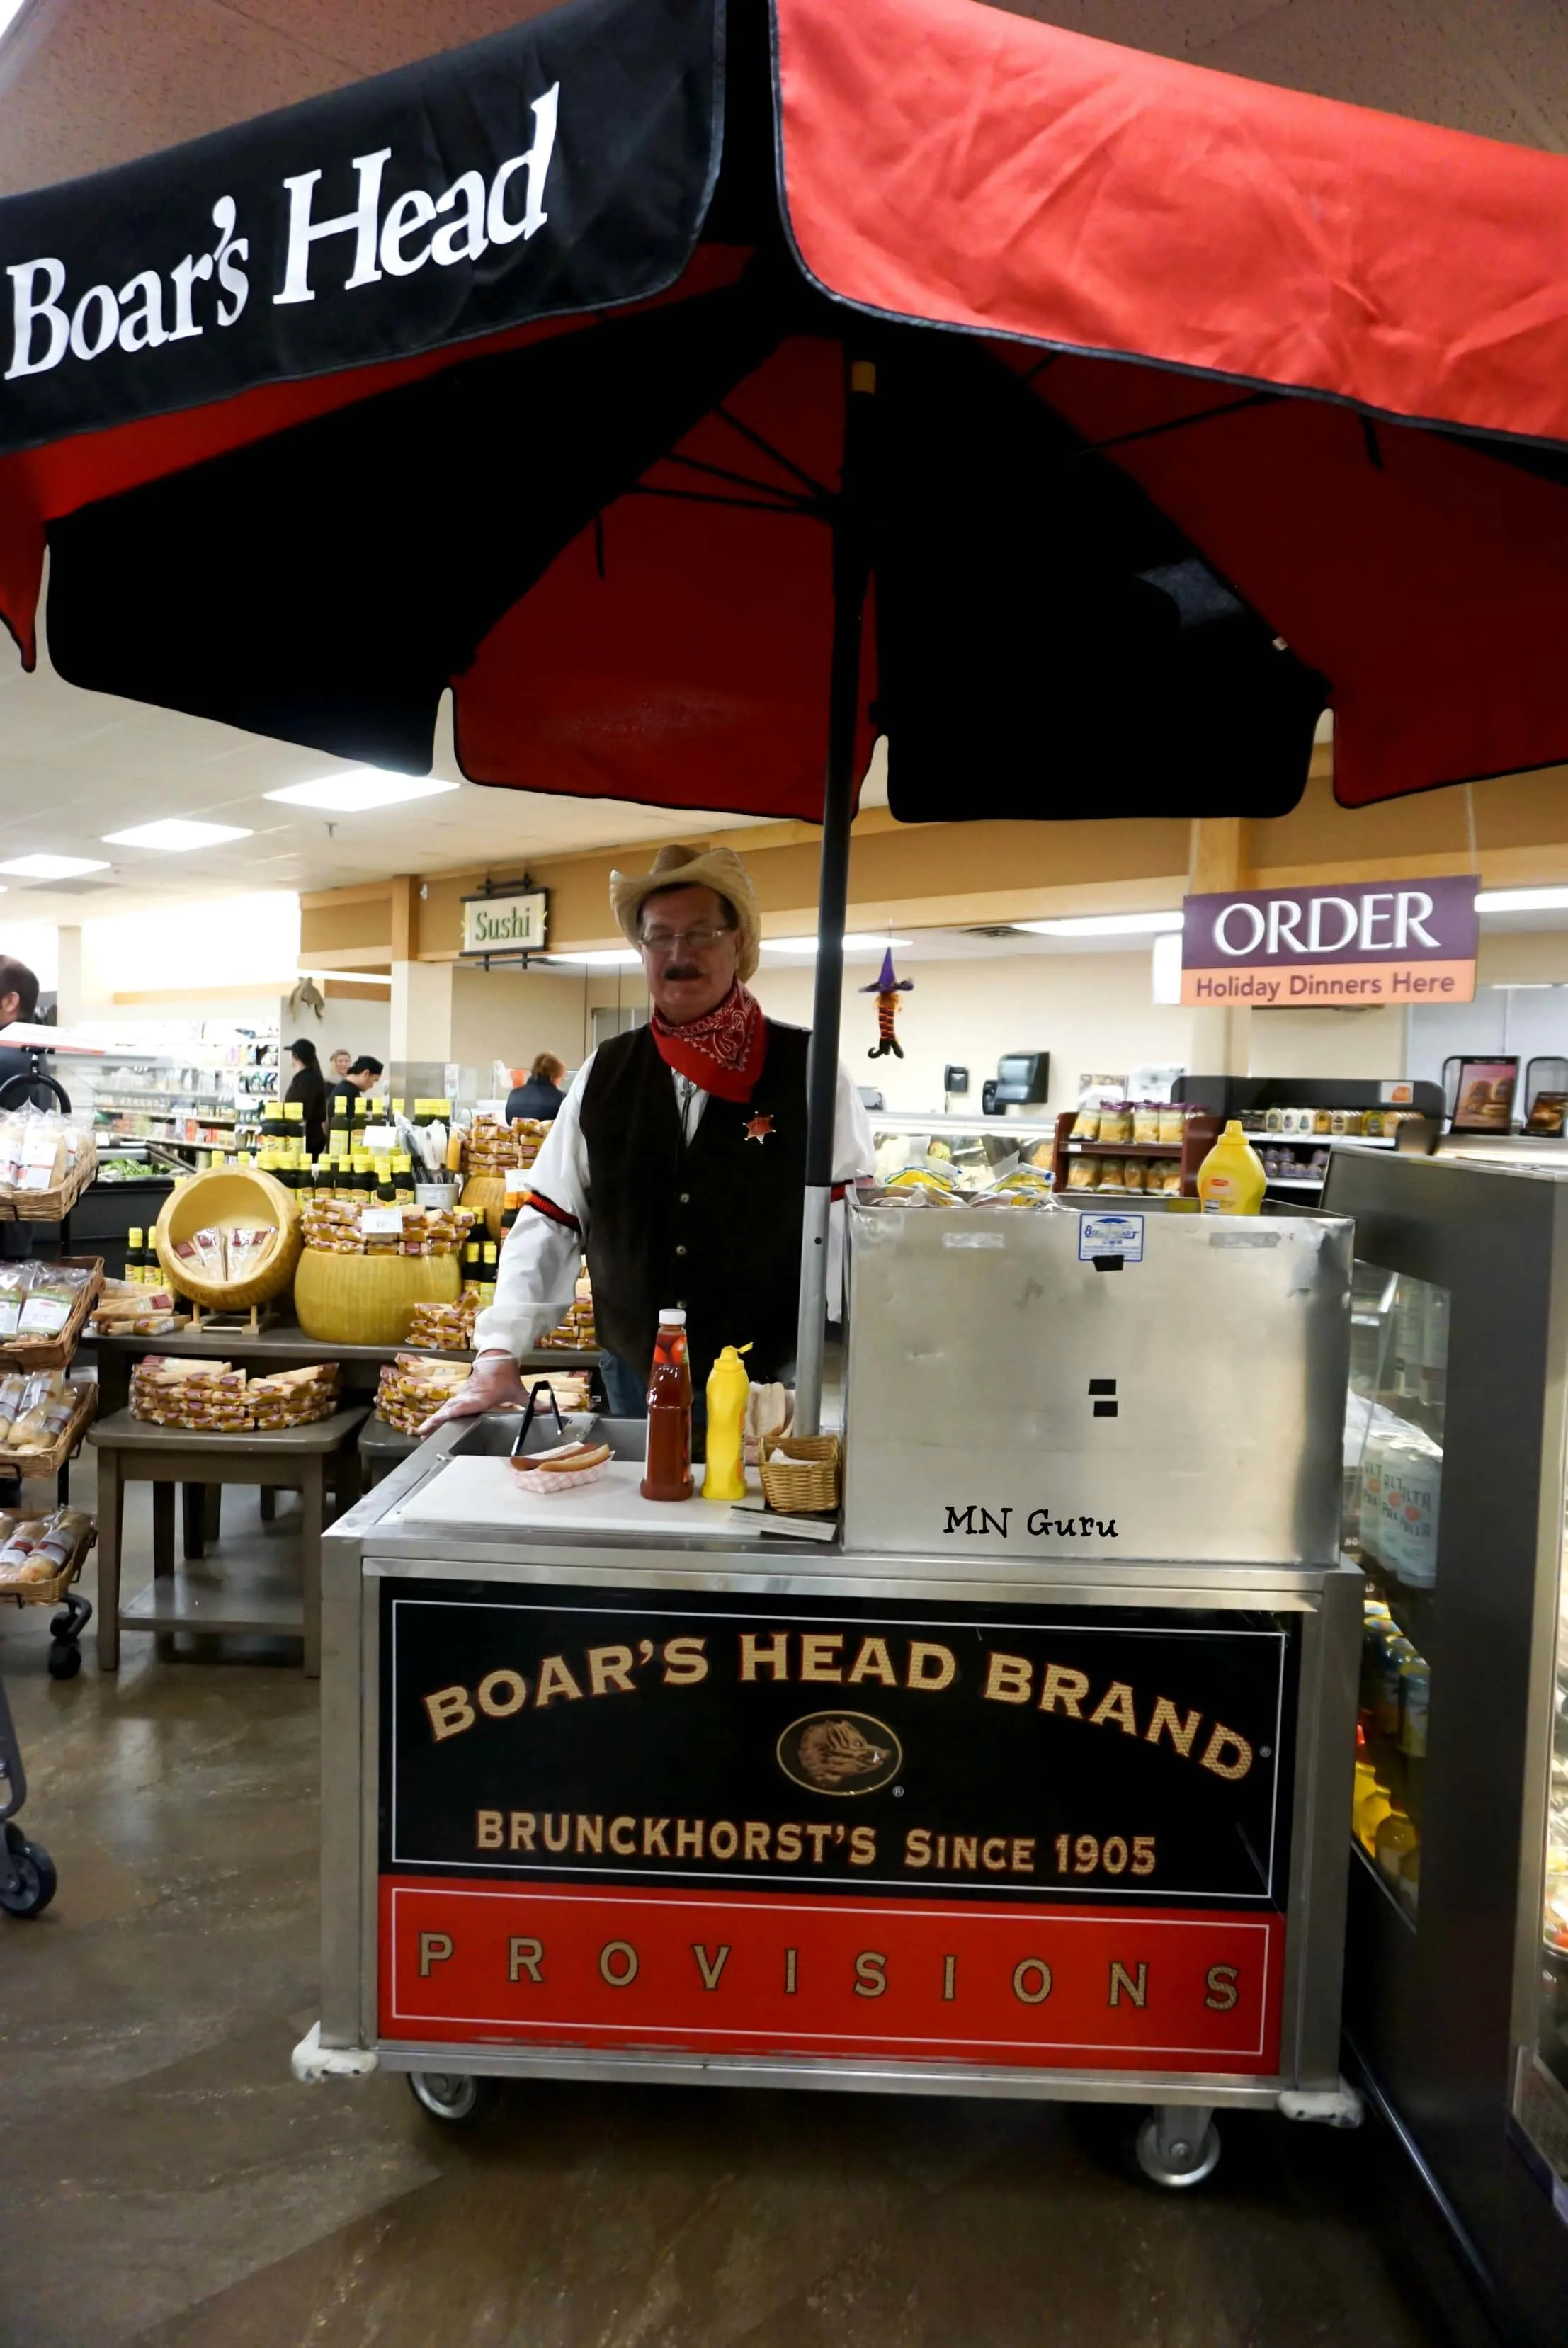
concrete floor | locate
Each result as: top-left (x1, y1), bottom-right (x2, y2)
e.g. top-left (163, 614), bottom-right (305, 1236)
top-left (0, 1463), bottom-right (1470, 2348)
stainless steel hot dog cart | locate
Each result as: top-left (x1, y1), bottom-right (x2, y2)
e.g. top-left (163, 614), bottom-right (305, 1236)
top-left (297, 1202), bottom-right (1364, 2187)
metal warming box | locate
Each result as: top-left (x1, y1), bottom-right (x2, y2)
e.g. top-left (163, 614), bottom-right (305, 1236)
top-left (844, 1202), bottom-right (1353, 1565)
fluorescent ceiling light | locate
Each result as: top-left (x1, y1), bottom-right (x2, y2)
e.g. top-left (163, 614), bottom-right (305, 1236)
top-left (1014, 910), bottom-right (1185, 937)
top-left (547, 948), bottom-right (644, 968)
top-left (0, 853), bottom-right (110, 880)
top-left (1475, 887), bottom-right (1568, 914)
top-left (102, 818), bottom-right (254, 851)
top-left (263, 770), bottom-right (460, 813)
top-left (763, 934), bottom-right (913, 953)
top-left (300, 968), bottom-right (392, 985)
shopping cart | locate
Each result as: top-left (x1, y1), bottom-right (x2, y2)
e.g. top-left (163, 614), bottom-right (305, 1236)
top-left (0, 1671), bottom-right (56, 1917)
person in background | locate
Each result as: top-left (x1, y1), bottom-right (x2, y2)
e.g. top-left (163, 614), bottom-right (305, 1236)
top-left (0, 956), bottom-right (48, 1112)
top-left (346, 1055), bottom-right (384, 1095)
top-left (0, 957), bottom-right (49, 1502)
top-left (0, 956), bottom-right (48, 1283)
top-left (329, 1049), bottom-right (351, 1085)
top-left (285, 1038), bottom-right (329, 1155)
top-left (506, 1053), bottom-right (567, 1123)
top-left (424, 843), bottom-right (873, 1427)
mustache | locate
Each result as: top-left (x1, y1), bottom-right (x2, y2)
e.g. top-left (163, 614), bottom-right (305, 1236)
top-left (659, 964), bottom-right (703, 981)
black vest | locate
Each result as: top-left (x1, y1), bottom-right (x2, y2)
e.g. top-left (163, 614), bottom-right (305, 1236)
top-left (579, 1020), bottom-right (810, 1386)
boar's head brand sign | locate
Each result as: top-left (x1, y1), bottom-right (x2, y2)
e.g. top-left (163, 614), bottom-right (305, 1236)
top-left (380, 1584), bottom-right (1296, 2076)
top-left (0, 0), bottom-right (721, 459)
top-left (1181, 874), bottom-right (1479, 1006)
top-left (778, 1713), bottom-right (904, 1796)
top-left (385, 1584), bottom-right (1293, 1907)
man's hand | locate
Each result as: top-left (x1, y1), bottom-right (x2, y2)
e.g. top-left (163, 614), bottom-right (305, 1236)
top-left (419, 1349), bottom-right (531, 1434)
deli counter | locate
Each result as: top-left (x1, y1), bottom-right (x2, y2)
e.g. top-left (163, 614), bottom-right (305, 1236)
top-left (300, 1197), bottom-right (1363, 2187)
top-left (1327, 1146), bottom-right (1568, 2348)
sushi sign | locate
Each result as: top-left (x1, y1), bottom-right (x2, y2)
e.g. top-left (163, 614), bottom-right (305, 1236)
top-left (460, 888), bottom-right (549, 957)
top-left (1181, 875), bottom-right (1479, 1006)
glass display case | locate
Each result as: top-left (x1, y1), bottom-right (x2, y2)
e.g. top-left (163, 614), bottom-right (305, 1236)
top-left (59, 1030), bottom-right (278, 1161)
top-left (1324, 1147), bottom-right (1568, 2348)
top-left (1513, 1458), bottom-right (1568, 2208)
top-left (1343, 1264), bottom-right (1448, 1925)
top-left (867, 1109), bottom-right (1055, 1191)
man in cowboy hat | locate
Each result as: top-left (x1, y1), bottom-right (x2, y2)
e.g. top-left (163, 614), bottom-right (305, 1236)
top-left (427, 842), bottom-right (873, 1424)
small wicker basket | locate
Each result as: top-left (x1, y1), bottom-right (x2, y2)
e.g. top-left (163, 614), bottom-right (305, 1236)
top-left (759, 1428), bottom-right (841, 1516)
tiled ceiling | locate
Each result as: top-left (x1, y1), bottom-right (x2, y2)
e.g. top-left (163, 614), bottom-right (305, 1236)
top-left (0, 625), bottom-right (767, 926)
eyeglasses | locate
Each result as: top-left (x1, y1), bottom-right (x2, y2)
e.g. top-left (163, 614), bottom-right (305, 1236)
top-left (639, 926), bottom-right (734, 953)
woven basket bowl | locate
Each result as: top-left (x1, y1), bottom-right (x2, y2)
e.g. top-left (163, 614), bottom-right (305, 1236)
top-left (295, 1248), bottom-right (462, 1346)
top-left (152, 1167), bottom-right (301, 1309)
top-left (460, 1173), bottom-right (508, 1242)
top-left (759, 1430), bottom-right (841, 1516)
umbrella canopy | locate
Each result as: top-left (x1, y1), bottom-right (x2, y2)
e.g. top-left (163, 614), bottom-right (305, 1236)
top-left (4, 0), bottom-right (1568, 822)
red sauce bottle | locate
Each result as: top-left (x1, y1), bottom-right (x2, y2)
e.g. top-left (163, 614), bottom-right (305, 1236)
top-left (640, 1308), bottom-right (693, 1502)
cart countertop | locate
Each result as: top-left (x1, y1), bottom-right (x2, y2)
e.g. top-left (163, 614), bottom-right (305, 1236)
top-left (324, 1417), bottom-right (1357, 1600)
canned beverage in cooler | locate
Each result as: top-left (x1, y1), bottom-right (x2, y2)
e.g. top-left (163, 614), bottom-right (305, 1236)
top-left (1375, 1635), bottom-right (1417, 1737)
top-left (1360, 1423), bottom-right (1391, 1562)
top-left (1398, 1655), bottom-right (1430, 1756)
top-left (1382, 1429), bottom-right (1442, 1589)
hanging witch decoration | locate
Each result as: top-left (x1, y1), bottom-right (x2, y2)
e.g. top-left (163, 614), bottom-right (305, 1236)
top-left (861, 947), bottom-right (914, 1060)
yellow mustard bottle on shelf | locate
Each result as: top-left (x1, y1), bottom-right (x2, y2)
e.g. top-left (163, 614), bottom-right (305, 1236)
top-left (702, 1343), bottom-right (753, 1503)
top-left (1196, 1120), bottom-right (1267, 1215)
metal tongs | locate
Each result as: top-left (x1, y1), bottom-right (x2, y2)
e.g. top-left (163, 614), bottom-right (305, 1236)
top-left (510, 1379), bottom-right (567, 1461)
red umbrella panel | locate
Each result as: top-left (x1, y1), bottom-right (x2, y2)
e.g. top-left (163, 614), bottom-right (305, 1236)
top-left (2, 0), bottom-right (1568, 820)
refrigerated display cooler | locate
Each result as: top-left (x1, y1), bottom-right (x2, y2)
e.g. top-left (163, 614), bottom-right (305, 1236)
top-left (298, 1198), bottom-right (1364, 2186)
top-left (1327, 1147), bottom-right (1568, 2348)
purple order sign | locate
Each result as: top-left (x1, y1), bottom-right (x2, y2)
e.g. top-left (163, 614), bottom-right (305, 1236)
top-left (1181, 875), bottom-right (1479, 1006)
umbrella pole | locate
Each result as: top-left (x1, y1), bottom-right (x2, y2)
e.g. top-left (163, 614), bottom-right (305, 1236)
top-left (793, 358), bottom-right (875, 1439)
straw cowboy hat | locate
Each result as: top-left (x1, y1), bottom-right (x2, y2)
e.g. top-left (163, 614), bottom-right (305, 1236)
top-left (609, 843), bottom-right (761, 982)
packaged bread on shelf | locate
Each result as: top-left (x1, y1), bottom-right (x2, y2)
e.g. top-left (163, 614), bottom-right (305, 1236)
top-left (5, 1370), bottom-right (78, 1451)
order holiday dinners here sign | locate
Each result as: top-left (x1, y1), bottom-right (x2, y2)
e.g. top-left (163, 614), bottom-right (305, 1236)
top-left (377, 1582), bottom-right (1293, 2072)
top-left (1181, 875), bottom-right (1479, 1006)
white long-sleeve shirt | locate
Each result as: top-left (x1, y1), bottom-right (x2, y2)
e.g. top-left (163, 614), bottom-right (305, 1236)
top-left (474, 1045), bottom-right (875, 1361)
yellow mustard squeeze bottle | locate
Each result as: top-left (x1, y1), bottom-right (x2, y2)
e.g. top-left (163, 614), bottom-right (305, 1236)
top-left (702, 1343), bottom-right (753, 1502)
top-left (1196, 1120), bottom-right (1267, 1215)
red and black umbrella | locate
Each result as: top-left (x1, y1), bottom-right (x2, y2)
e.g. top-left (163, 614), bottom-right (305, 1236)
top-left (6, 0), bottom-right (1568, 1414)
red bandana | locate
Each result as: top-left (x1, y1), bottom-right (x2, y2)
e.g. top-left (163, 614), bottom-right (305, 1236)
top-left (649, 982), bottom-right (768, 1104)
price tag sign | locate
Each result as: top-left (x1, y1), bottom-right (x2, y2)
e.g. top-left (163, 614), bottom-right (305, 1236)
top-left (362, 1206), bottom-right (405, 1237)
top-left (364, 1124), bottom-right (398, 1152)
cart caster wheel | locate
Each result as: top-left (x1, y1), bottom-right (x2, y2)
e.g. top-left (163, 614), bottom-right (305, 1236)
top-left (1134, 2110), bottom-right (1222, 2191)
top-left (407, 2071), bottom-right (500, 2127)
top-left (47, 1641), bottom-right (81, 1681)
top-left (0, 1834), bottom-right (57, 1917)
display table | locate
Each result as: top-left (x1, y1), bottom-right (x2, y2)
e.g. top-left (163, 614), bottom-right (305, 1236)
top-left (89, 1405), bottom-right (368, 1677)
top-left (79, 1319), bottom-right (601, 1417)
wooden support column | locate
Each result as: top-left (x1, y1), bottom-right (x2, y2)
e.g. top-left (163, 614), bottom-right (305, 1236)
top-left (1187, 817), bottom-right (1254, 1077)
